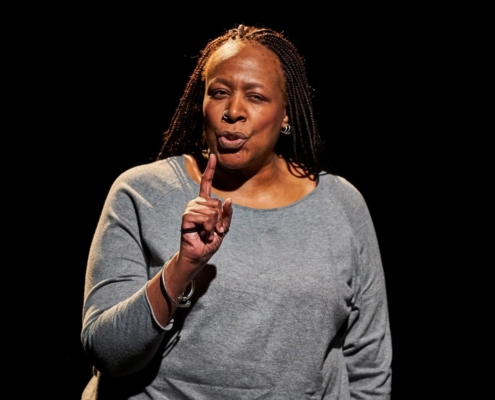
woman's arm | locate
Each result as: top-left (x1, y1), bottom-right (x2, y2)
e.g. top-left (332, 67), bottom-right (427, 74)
top-left (342, 191), bottom-right (392, 399)
top-left (82, 155), bottom-right (232, 377)
top-left (146, 154), bottom-right (233, 326)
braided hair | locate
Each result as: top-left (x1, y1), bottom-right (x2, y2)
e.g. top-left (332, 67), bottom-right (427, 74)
top-left (157, 25), bottom-right (329, 176)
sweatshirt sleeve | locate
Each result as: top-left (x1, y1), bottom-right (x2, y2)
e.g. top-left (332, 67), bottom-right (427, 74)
top-left (81, 172), bottom-right (170, 377)
top-left (339, 181), bottom-right (392, 399)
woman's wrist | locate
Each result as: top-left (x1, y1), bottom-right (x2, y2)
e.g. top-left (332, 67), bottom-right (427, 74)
top-left (163, 253), bottom-right (197, 298)
top-left (161, 265), bottom-right (195, 308)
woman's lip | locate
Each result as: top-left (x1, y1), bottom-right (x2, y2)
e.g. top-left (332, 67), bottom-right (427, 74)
top-left (217, 131), bottom-right (247, 150)
top-left (218, 131), bottom-right (247, 139)
top-left (218, 136), bottom-right (247, 150)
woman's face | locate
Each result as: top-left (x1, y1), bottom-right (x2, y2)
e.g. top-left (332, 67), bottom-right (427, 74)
top-left (202, 41), bottom-right (289, 173)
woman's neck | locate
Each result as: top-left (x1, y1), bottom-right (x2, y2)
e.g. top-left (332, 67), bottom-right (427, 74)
top-left (185, 154), bottom-right (317, 209)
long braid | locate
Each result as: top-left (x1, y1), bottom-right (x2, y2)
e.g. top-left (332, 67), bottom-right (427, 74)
top-left (255, 31), bottom-right (326, 174)
top-left (157, 25), bottom-right (330, 175)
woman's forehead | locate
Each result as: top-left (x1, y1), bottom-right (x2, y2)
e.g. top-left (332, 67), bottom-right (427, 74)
top-left (204, 41), bottom-right (283, 80)
top-left (207, 41), bottom-right (245, 67)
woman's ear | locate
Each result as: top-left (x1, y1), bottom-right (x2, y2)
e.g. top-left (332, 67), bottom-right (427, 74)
top-left (281, 114), bottom-right (289, 129)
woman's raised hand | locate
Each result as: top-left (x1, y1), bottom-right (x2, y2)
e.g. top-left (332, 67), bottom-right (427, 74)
top-left (178, 154), bottom-right (233, 271)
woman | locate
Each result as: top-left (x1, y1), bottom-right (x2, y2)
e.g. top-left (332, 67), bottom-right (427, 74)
top-left (82, 25), bottom-right (392, 399)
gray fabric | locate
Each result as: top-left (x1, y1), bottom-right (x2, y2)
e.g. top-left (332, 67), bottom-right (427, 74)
top-left (82, 155), bottom-right (392, 399)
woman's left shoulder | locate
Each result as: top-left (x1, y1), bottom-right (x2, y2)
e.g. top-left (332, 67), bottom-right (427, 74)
top-left (317, 172), bottom-right (379, 249)
top-left (318, 172), bottom-right (366, 208)
top-left (316, 172), bottom-right (375, 232)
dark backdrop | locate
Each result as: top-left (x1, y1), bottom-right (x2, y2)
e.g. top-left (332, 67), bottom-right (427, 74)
top-left (52, 14), bottom-right (439, 399)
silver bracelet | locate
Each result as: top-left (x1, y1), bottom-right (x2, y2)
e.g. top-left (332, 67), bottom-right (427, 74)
top-left (161, 265), bottom-right (195, 308)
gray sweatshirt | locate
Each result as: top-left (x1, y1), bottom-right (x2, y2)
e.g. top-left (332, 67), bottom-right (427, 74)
top-left (82, 155), bottom-right (392, 399)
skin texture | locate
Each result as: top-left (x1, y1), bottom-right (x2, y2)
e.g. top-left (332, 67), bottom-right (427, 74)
top-left (203, 41), bottom-right (289, 176)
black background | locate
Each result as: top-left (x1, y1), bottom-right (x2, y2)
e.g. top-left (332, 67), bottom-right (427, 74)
top-left (40, 11), bottom-right (453, 399)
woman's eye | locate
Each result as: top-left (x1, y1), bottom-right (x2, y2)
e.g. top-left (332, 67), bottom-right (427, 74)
top-left (249, 94), bottom-right (264, 101)
top-left (210, 89), bottom-right (228, 98)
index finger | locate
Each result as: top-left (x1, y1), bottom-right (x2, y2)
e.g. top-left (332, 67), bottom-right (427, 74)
top-left (199, 153), bottom-right (216, 198)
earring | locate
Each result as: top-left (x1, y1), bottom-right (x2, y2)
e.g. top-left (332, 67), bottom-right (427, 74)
top-left (222, 110), bottom-right (229, 121)
top-left (281, 124), bottom-right (291, 135)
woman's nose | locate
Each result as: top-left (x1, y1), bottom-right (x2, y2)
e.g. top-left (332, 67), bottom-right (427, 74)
top-left (223, 95), bottom-right (246, 123)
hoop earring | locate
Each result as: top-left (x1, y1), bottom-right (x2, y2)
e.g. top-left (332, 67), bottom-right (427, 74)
top-left (222, 110), bottom-right (229, 121)
top-left (281, 124), bottom-right (291, 135)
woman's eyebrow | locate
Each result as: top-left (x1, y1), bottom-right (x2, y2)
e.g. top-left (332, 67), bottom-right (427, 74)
top-left (209, 77), bottom-right (266, 90)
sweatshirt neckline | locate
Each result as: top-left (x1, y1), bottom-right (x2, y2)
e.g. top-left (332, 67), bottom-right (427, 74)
top-left (172, 155), bottom-right (323, 212)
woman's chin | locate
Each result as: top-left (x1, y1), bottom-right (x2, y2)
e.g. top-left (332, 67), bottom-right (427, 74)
top-left (215, 153), bottom-right (246, 171)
